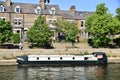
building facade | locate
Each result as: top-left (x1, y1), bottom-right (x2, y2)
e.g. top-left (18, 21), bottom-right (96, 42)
top-left (0, 0), bottom-right (93, 41)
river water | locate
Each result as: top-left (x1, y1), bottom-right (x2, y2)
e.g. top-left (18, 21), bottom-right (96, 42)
top-left (0, 64), bottom-right (120, 80)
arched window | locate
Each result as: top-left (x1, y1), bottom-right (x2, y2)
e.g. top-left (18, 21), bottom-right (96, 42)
top-left (0, 5), bottom-right (4, 12)
top-left (50, 7), bottom-right (56, 15)
top-left (15, 6), bottom-right (21, 13)
top-left (35, 6), bottom-right (41, 14)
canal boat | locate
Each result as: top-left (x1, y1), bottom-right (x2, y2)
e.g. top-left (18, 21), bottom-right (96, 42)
top-left (17, 52), bottom-right (107, 66)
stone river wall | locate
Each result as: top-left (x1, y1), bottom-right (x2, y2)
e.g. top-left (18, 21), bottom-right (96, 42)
top-left (0, 48), bottom-right (120, 65)
top-left (0, 48), bottom-right (120, 59)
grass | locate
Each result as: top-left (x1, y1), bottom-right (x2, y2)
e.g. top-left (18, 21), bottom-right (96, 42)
top-left (112, 55), bottom-right (117, 57)
top-left (80, 40), bottom-right (88, 44)
top-left (83, 51), bottom-right (90, 55)
top-left (2, 54), bottom-right (16, 60)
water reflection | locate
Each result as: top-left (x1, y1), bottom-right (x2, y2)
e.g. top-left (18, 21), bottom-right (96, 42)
top-left (14, 65), bottom-right (107, 80)
top-left (0, 64), bottom-right (120, 80)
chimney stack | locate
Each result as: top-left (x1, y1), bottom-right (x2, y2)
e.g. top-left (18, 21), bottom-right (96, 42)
top-left (40, 0), bottom-right (45, 9)
top-left (6, 0), bottom-right (11, 6)
top-left (70, 5), bottom-right (76, 13)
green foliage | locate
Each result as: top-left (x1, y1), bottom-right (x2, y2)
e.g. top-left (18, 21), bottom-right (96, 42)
top-left (83, 51), bottom-right (90, 55)
top-left (27, 16), bottom-right (52, 48)
top-left (11, 33), bottom-right (20, 43)
top-left (85, 3), bottom-right (119, 48)
top-left (108, 18), bottom-right (120, 34)
top-left (115, 8), bottom-right (120, 21)
top-left (53, 19), bottom-right (80, 44)
top-left (96, 3), bottom-right (108, 15)
top-left (91, 36), bottom-right (110, 48)
top-left (115, 8), bottom-right (120, 34)
top-left (66, 30), bottom-right (76, 42)
top-left (0, 20), bottom-right (13, 43)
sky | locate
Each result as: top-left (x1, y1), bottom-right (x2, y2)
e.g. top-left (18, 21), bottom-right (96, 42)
top-left (2, 0), bottom-right (120, 15)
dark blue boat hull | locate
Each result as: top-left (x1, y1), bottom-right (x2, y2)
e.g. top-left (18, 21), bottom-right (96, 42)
top-left (17, 60), bottom-right (107, 66)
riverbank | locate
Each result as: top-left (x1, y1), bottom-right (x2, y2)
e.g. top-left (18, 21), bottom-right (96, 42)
top-left (0, 43), bottom-right (120, 65)
top-left (0, 48), bottom-right (120, 59)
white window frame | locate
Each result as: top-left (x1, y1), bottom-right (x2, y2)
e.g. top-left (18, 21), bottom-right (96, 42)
top-left (49, 19), bottom-right (56, 28)
top-left (15, 6), bottom-right (21, 13)
top-left (14, 18), bottom-right (23, 27)
top-left (0, 5), bottom-right (4, 12)
top-left (81, 31), bottom-right (86, 37)
top-left (35, 6), bottom-right (41, 14)
top-left (50, 7), bottom-right (56, 15)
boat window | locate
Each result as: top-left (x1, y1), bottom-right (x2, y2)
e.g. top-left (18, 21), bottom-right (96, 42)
top-left (97, 55), bottom-right (103, 59)
top-left (60, 57), bottom-right (62, 60)
top-left (84, 57), bottom-right (88, 60)
top-left (37, 57), bottom-right (39, 60)
top-left (48, 57), bottom-right (50, 60)
top-left (73, 57), bottom-right (75, 60)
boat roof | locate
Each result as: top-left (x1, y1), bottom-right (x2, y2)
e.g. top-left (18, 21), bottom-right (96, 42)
top-left (27, 55), bottom-right (94, 58)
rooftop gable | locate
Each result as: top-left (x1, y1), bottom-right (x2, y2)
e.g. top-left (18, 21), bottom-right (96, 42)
top-left (0, 1), bottom-right (94, 20)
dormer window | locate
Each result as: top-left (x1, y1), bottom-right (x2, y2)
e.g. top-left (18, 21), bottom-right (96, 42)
top-left (35, 6), bottom-right (41, 14)
top-left (79, 13), bottom-right (83, 16)
top-left (0, 5), bottom-right (4, 12)
top-left (50, 7), bottom-right (56, 15)
top-left (15, 6), bottom-right (21, 13)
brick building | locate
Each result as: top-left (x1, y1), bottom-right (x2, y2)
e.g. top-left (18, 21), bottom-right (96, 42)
top-left (0, 0), bottom-right (93, 41)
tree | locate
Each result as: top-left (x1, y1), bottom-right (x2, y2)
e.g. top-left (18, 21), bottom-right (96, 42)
top-left (112, 8), bottom-right (120, 46)
top-left (26, 16), bottom-right (52, 48)
top-left (53, 18), bottom-right (80, 46)
top-left (11, 33), bottom-right (20, 43)
top-left (115, 8), bottom-right (120, 34)
top-left (66, 30), bottom-right (77, 46)
top-left (115, 8), bottom-right (120, 21)
top-left (0, 20), bottom-right (12, 44)
top-left (86, 3), bottom-right (118, 48)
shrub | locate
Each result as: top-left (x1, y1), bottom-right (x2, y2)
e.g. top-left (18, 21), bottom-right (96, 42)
top-left (11, 33), bottom-right (20, 43)
top-left (113, 37), bottom-right (120, 46)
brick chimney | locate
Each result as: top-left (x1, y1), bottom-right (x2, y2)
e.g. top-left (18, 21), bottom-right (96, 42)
top-left (40, 0), bottom-right (45, 9)
top-left (6, 0), bottom-right (11, 6)
top-left (70, 5), bottom-right (76, 13)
